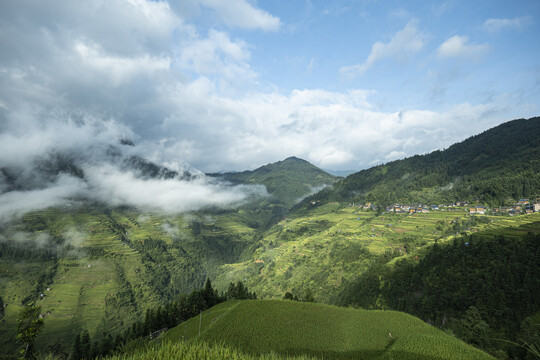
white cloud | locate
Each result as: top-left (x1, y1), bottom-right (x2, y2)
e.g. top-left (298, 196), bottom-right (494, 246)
top-left (385, 150), bottom-right (407, 161)
top-left (158, 80), bottom-right (509, 172)
top-left (75, 41), bottom-right (171, 86)
top-left (178, 30), bottom-right (256, 81)
top-left (340, 20), bottom-right (425, 78)
top-left (198, 0), bottom-right (281, 31)
top-left (83, 165), bottom-right (267, 213)
top-left (0, 0), bottom-right (533, 223)
top-left (436, 35), bottom-right (489, 60)
top-left (0, 175), bottom-right (86, 224)
top-left (483, 16), bottom-right (532, 33)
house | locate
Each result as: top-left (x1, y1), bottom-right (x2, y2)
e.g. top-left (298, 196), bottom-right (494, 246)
top-left (518, 198), bottom-right (529, 205)
top-left (534, 203), bottom-right (540, 212)
top-left (469, 206), bottom-right (485, 215)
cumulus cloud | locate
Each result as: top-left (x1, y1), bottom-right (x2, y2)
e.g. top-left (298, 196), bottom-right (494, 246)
top-left (178, 29), bottom-right (256, 81)
top-left (340, 20), bottom-right (425, 78)
top-left (198, 0), bottom-right (281, 31)
top-left (0, 227), bottom-right (88, 257)
top-left (483, 16), bottom-right (532, 33)
top-left (436, 35), bottom-right (489, 60)
top-left (63, 227), bottom-right (88, 248)
top-left (0, 0), bottom-right (523, 223)
top-left (161, 223), bottom-right (181, 239)
top-left (74, 41), bottom-right (171, 86)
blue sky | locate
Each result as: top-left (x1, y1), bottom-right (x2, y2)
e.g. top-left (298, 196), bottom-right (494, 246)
top-left (1, 0), bottom-right (539, 174)
top-left (227, 1), bottom-right (540, 111)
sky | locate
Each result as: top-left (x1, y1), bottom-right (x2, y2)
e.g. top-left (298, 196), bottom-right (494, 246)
top-left (0, 0), bottom-right (539, 219)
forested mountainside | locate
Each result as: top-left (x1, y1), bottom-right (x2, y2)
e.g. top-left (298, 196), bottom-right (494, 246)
top-left (297, 117), bottom-right (540, 207)
top-left (210, 156), bottom-right (338, 207)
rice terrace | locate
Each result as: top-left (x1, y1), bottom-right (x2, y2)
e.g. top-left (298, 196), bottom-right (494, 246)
top-left (1, 1), bottom-right (540, 359)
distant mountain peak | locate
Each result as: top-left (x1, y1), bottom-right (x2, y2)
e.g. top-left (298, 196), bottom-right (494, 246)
top-left (283, 156), bottom-right (303, 162)
top-left (208, 156), bottom-right (337, 207)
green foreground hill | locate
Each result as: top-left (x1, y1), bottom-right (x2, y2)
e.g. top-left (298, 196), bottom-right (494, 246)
top-left (152, 300), bottom-right (494, 360)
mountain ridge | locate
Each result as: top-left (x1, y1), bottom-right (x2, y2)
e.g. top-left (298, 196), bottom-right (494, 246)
top-left (296, 117), bottom-right (539, 208)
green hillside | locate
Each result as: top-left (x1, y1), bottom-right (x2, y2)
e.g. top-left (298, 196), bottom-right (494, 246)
top-left (0, 205), bottom-right (260, 355)
top-left (2, 120), bottom-right (540, 359)
top-left (110, 340), bottom-right (317, 360)
top-left (299, 117), bottom-right (540, 206)
top-left (214, 205), bottom-right (540, 302)
top-left (212, 208), bottom-right (540, 358)
top-left (211, 157), bottom-right (338, 207)
top-left (160, 300), bottom-right (494, 360)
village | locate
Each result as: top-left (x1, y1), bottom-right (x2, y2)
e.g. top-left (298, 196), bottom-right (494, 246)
top-left (350, 198), bottom-right (540, 216)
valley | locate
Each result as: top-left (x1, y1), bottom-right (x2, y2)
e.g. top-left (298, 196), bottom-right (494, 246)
top-left (1, 118), bottom-right (539, 359)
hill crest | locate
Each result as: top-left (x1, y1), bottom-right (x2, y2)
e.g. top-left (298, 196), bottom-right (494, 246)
top-left (163, 299), bottom-right (494, 360)
top-left (299, 117), bottom-right (540, 207)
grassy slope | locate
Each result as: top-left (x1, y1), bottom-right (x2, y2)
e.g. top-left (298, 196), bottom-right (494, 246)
top-left (161, 300), bottom-right (494, 360)
top-left (111, 340), bottom-right (317, 360)
top-left (214, 205), bottom-right (540, 301)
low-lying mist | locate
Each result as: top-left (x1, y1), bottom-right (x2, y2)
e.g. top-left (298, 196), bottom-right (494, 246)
top-left (0, 116), bottom-right (268, 224)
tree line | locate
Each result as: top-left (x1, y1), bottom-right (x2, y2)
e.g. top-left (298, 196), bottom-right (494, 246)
top-left (70, 279), bottom-right (256, 359)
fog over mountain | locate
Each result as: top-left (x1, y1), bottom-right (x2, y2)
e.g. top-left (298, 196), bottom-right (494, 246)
top-left (0, 116), bottom-right (267, 223)
top-left (0, 0), bottom-right (538, 221)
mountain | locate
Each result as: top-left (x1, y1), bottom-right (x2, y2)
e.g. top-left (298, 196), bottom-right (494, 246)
top-left (0, 156), bottom-right (334, 356)
top-left (299, 117), bottom-right (540, 207)
top-left (209, 156), bottom-right (338, 207)
top-left (2, 120), bottom-right (539, 359)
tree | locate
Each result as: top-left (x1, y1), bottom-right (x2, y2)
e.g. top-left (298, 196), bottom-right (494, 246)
top-left (303, 288), bottom-right (315, 302)
top-left (203, 278), bottom-right (217, 307)
top-left (80, 329), bottom-right (91, 358)
top-left (283, 292), bottom-right (293, 300)
top-left (16, 305), bottom-right (44, 358)
top-left (227, 282), bottom-right (237, 300)
top-left (72, 333), bottom-right (81, 360)
top-left (459, 306), bottom-right (490, 349)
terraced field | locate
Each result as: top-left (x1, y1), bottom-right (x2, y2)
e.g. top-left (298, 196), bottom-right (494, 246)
top-left (1, 203), bottom-right (538, 355)
top-left (158, 300), bottom-right (494, 360)
top-left (0, 205), bottom-right (258, 355)
top-left (214, 204), bottom-right (540, 301)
